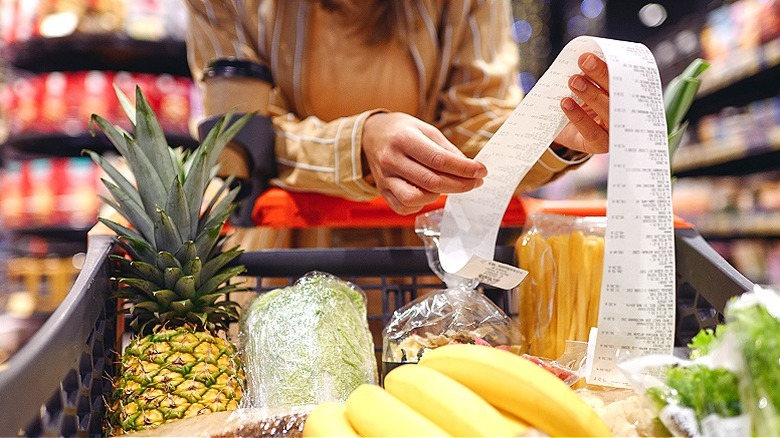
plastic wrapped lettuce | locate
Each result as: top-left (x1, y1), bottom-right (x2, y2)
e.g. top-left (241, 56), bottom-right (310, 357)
top-left (239, 271), bottom-right (378, 409)
top-left (619, 286), bottom-right (780, 437)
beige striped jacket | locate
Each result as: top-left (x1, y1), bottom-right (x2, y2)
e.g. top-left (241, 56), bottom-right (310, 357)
top-left (185, 0), bottom-right (589, 202)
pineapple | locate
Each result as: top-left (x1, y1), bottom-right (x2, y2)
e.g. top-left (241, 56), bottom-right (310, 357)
top-left (84, 86), bottom-right (250, 435)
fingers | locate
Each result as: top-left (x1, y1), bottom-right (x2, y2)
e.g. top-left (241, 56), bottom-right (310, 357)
top-left (555, 52), bottom-right (610, 154)
top-left (397, 158), bottom-right (485, 194)
top-left (362, 112), bottom-right (488, 215)
top-left (410, 126), bottom-right (488, 179)
top-left (568, 73), bottom-right (609, 126)
top-left (560, 98), bottom-right (609, 154)
top-left (381, 178), bottom-right (440, 215)
top-left (578, 53), bottom-right (608, 92)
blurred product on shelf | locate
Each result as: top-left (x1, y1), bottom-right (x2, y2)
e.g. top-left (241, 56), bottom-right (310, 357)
top-left (672, 171), bottom-right (780, 224)
top-left (700, 0), bottom-right (780, 57)
top-left (673, 169), bottom-right (780, 286)
top-left (0, 0), bottom-right (187, 44)
top-left (694, 96), bottom-right (780, 145)
top-left (0, 157), bottom-right (101, 230)
top-left (6, 254), bottom-right (81, 313)
top-left (0, 252), bottom-right (83, 364)
top-left (698, 0), bottom-right (780, 95)
top-left (672, 92), bottom-right (780, 174)
top-left (0, 70), bottom-right (198, 138)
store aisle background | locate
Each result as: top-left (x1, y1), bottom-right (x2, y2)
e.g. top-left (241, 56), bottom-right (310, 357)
top-left (0, 0), bottom-right (777, 362)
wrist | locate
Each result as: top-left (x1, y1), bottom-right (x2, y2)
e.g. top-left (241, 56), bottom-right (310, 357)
top-left (550, 141), bottom-right (586, 161)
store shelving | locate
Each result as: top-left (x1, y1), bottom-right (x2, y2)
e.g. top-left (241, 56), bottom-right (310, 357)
top-left (672, 126), bottom-right (780, 177)
top-left (3, 35), bottom-right (190, 77)
top-left (0, 0), bottom-right (196, 364)
top-left (691, 37), bottom-right (780, 117)
top-left (1, 131), bottom-right (197, 158)
top-left (692, 211), bottom-right (780, 240)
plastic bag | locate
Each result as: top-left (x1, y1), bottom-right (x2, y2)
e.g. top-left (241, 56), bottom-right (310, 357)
top-left (381, 209), bottom-right (521, 377)
top-left (239, 271), bottom-right (378, 409)
top-left (618, 286), bottom-right (780, 437)
top-left (514, 212), bottom-right (606, 359)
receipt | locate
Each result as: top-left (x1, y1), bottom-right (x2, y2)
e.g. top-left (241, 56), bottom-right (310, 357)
top-left (439, 36), bottom-right (675, 388)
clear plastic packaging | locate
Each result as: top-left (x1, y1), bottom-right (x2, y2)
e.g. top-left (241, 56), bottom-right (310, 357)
top-left (239, 271), bottom-right (378, 409)
top-left (618, 286), bottom-right (780, 437)
top-left (514, 212), bottom-right (606, 359)
top-left (381, 209), bottom-right (521, 376)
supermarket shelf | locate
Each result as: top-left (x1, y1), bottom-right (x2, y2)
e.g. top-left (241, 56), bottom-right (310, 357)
top-left (9, 225), bottom-right (91, 241)
top-left (3, 35), bottom-right (190, 77)
top-left (1, 132), bottom-right (197, 158)
top-left (689, 38), bottom-right (780, 119)
top-left (672, 131), bottom-right (780, 177)
top-left (692, 212), bottom-right (780, 240)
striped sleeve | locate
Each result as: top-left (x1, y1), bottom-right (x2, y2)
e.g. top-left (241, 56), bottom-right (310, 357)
top-left (185, 0), bottom-right (378, 201)
top-left (435, 0), bottom-right (590, 194)
top-left (436, 0), bottom-right (522, 149)
top-left (270, 110), bottom-right (381, 201)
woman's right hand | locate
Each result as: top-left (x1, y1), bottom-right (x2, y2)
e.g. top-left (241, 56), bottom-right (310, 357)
top-left (362, 112), bottom-right (487, 215)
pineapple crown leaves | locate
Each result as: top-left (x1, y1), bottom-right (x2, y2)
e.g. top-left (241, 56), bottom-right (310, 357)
top-left (85, 85), bottom-right (251, 335)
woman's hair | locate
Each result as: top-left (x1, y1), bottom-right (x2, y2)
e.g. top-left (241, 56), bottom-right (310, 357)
top-left (316, 0), bottom-right (411, 45)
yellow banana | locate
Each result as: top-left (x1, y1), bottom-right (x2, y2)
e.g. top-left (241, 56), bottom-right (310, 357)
top-left (303, 401), bottom-right (359, 437)
top-left (418, 344), bottom-right (611, 437)
top-left (496, 408), bottom-right (533, 430)
top-left (344, 384), bottom-right (449, 437)
top-left (383, 364), bottom-right (528, 437)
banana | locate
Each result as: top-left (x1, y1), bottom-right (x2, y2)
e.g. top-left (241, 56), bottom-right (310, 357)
top-left (344, 384), bottom-right (449, 437)
top-left (496, 408), bottom-right (533, 431)
top-left (383, 364), bottom-right (528, 437)
top-left (303, 401), bottom-right (359, 437)
top-left (418, 344), bottom-right (611, 437)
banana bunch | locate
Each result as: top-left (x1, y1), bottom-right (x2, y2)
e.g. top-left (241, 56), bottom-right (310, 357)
top-left (303, 344), bottom-right (611, 437)
top-left (516, 230), bottom-right (605, 359)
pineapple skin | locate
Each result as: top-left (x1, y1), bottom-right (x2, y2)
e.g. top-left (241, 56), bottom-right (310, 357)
top-left (108, 326), bottom-right (244, 435)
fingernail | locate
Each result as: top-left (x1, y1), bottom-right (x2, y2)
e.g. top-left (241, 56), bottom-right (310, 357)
top-left (475, 166), bottom-right (488, 178)
top-left (583, 54), bottom-right (597, 71)
top-left (561, 98), bottom-right (576, 111)
top-left (475, 179), bottom-right (484, 188)
top-left (571, 75), bottom-right (587, 92)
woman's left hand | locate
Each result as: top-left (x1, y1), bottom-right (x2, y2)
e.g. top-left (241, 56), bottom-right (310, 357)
top-left (554, 52), bottom-right (610, 155)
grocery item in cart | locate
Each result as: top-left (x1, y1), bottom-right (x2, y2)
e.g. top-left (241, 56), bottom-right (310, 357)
top-left (240, 271), bottom-right (378, 409)
top-left (515, 212), bottom-right (605, 359)
top-left (381, 209), bottom-right (521, 376)
top-left (86, 87), bottom-right (250, 435)
top-left (314, 343), bottom-right (610, 437)
top-left (619, 286), bottom-right (780, 437)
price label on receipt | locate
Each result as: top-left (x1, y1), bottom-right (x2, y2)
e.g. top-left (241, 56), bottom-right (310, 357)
top-left (438, 36), bottom-right (675, 388)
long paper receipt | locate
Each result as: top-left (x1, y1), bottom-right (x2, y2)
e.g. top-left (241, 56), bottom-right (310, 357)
top-left (439, 36), bottom-right (675, 388)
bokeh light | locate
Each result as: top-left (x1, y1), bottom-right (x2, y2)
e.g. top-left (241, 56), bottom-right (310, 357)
top-left (638, 3), bottom-right (668, 27)
top-left (512, 19), bottom-right (533, 43)
top-left (567, 15), bottom-right (590, 37)
top-left (580, 0), bottom-right (604, 19)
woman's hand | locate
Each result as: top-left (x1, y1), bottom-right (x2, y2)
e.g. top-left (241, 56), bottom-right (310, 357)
top-left (362, 112), bottom-right (487, 215)
top-left (555, 52), bottom-right (610, 155)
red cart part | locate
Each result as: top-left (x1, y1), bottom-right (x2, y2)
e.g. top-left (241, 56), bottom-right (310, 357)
top-left (248, 188), bottom-right (694, 230)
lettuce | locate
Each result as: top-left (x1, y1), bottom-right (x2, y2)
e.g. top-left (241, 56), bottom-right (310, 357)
top-left (644, 288), bottom-right (780, 436)
top-left (726, 292), bottom-right (780, 436)
top-left (239, 271), bottom-right (378, 409)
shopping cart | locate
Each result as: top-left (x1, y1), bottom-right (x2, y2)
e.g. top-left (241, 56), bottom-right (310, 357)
top-left (0, 191), bottom-right (754, 436)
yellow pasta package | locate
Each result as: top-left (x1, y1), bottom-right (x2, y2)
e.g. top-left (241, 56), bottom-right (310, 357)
top-left (515, 213), bottom-right (605, 360)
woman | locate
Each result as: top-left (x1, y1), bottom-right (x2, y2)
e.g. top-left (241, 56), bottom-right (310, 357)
top-left (184, 0), bottom-right (610, 217)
